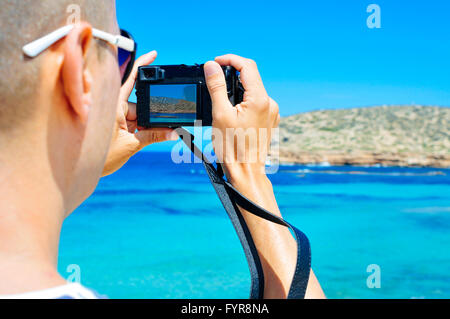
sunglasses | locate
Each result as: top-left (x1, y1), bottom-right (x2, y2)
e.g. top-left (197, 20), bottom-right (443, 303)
top-left (117, 29), bottom-right (136, 84)
top-left (22, 25), bottom-right (137, 84)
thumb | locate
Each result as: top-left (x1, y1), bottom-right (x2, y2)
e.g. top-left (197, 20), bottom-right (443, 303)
top-left (204, 61), bottom-right (231, 118)
top-left (134, 128), bottom-right (178, 149)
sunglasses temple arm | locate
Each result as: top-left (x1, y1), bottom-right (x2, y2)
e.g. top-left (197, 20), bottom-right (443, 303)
top-left (23, 25), bottom-right (74, 58)
top-left (23, 25), bottom-right (134, 58)
top-left (92, 29), bottom-right (135, 52)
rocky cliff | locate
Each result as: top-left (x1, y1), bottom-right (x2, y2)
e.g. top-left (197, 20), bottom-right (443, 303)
top-left (274, 106), bottom-right (450, 168)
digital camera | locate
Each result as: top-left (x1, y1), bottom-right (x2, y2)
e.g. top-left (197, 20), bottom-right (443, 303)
top-left (136, 64), bottom-right (244, 128)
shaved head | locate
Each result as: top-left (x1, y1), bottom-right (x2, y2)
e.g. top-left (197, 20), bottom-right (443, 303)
top-left (0, 0), bottom-right (114, 132)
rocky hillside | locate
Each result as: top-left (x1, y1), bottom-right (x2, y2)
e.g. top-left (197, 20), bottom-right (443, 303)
top-left (150, 96), bottom-right (196, 114)
top-left (274, 106), bottom-right (450, 167)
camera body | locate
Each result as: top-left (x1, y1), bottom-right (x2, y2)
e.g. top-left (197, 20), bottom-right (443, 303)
top-left (136, 64), bottom-right (243, 128)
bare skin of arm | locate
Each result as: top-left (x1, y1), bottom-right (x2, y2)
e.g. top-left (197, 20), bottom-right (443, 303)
top-left (204, 55), bottom-right (325, 299)
top-left (225, 165), bottom-right (324, 298)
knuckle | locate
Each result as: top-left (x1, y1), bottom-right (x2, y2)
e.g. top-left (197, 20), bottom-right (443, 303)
top-left (246, 58), bottom-right (257, 67)
top-left (212, 113), bottom-right (222, 122)
top-left (212, 118), bottom-right (225, 128)
top-left (270, 98), bottom-right (279, 113)
top-left (247, 96), bottom-right (271, 112)
top-left (208, 80), bottom-right (226, 93)
top-left (246, 95), bottom-right (269, 110)
top-left (270, 102), bottom-right (279, 120)
top-left (244, 96), bottom-right (257, 107)
top-left (150, 131), bottom-right (164, 143)
top-left (212, 110), bottom-right (225, 123)
top-left (259, 95), bottom-right (271, 111)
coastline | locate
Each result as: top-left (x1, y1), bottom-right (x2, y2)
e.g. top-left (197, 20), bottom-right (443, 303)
top-left (277, 150), bottom-right (450, 168)
top-left (277, 106), bottom-right (450, 169)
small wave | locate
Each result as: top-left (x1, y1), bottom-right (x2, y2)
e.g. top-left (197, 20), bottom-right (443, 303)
top-left (282, 170), bottom-right (447, 177)
top-left (306, 162), bottom-right (331, 167)
top-left (403, 207), bottom-right (450, 214)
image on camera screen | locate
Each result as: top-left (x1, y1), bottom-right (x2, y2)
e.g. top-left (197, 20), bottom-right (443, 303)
top-left (149, 84), bottom-right (197, 124)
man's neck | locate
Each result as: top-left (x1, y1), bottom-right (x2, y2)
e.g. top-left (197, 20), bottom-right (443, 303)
top-left (0, 153), bottom-right (67, 294)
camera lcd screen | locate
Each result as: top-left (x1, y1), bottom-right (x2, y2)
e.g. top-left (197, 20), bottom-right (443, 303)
top-left (149, 84), bottom-right (197, 124)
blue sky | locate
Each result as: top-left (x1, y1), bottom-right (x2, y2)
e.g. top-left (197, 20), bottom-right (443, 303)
top-left (116, 1), bottom-right (450, 151)
top-left (117, 0), bottom-right (450, 117)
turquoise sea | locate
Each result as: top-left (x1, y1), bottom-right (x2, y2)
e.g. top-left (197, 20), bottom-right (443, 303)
top-left (58, 152), bottom-right (450, 299)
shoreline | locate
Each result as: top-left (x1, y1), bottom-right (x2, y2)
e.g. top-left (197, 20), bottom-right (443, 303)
top-left (281, 169), bottom-right (447, 176)
top-left (277, 106), bottom-right (450, 169)
top-left (276, 150), bottom-right (450, 169)
top-left (278, 162), bottom-right (450, 170)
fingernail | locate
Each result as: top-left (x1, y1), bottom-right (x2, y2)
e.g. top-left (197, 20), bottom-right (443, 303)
top-left (204, 62), bottom-right (219, 78)
top-left (167, 131), bottom-right (179, 141)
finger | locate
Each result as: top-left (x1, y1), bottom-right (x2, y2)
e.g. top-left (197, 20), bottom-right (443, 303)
top-left (204, 61), bottom-right (232, 119)
top-left (215, 54), bottom-right (266, 95)
top-left (134, 128), bottom-right (178, 148)
top-left (275, 113), bottom-right (281, 128)
top-left (269, 97), bottom-right (280, 128)
top-left (126, 120), bottom-right (137, 134)
top-left (127, 102), bottom-right (137, 121)
top-left (119, 50), bottom-right (157, 101)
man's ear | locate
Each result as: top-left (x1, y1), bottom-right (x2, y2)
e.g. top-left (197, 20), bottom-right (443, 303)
top-left (61, 22), bottom-right (94, 124)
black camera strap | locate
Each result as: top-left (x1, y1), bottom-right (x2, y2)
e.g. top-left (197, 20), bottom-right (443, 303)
top-left (178, 128), bottom-right (311, 299)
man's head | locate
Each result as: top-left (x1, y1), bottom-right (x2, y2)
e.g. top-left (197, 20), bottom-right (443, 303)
top-left (0, 0), bottom-right (121, 214)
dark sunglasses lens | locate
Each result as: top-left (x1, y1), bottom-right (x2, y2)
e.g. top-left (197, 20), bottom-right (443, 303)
top-left (118, 48), bottom-right (131, 67)
top-left (119, 29), bottom-right (136, 84)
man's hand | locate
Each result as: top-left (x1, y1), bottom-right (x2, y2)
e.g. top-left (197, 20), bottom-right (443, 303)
top-left (204, 55), bottom-right (325, 299)
top-left (203, 54), bottom-right (280, 182)
top-left (102, 51), bottom-right (178, 176)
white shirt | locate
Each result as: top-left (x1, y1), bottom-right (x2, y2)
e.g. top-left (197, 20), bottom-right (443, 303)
top-left (0, 283), bottom-right (104, 299)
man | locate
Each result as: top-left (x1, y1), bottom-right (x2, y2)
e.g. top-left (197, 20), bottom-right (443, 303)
top-left (0, 0), bottom-right (324, 298)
